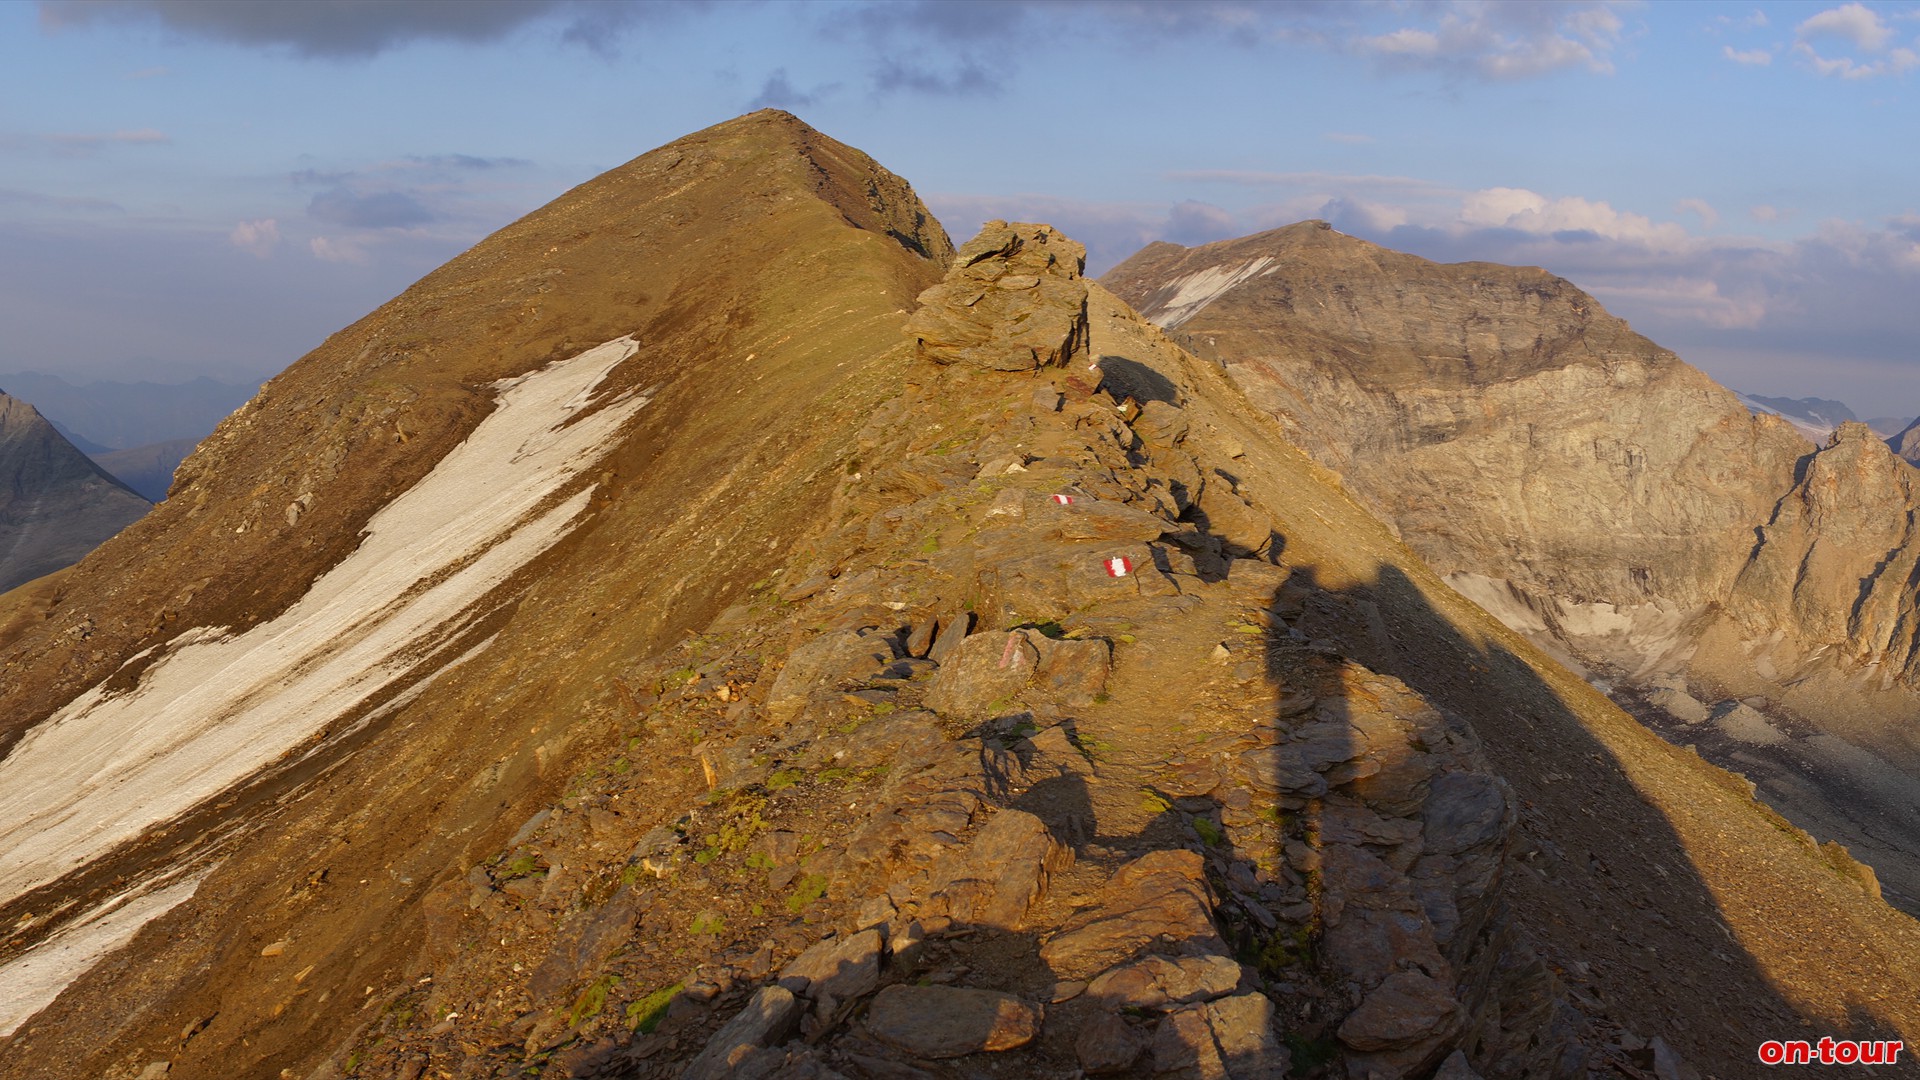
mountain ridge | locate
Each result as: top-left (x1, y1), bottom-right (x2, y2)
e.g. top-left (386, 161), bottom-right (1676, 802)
top-left (0, 114), bottom-right (1916, 1080)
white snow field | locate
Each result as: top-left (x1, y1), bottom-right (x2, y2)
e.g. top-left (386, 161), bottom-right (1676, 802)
top-left (0, 869), bottom-right (208, 1036)
top-left (0, 337), bottom-right (652, 910)
top-left (1150, 256), bottom-right (1276, 329)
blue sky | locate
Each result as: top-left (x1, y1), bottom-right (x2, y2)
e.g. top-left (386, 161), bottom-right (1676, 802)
top-left (2, 0), bottom-right (1917, 419)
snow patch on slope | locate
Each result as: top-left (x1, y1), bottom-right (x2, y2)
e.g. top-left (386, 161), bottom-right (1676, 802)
top-left (1149, 257), bottom-right (1276, 330)
top-left (0, 337), bottom-right (650, 908)
top-left (0, 868), bottom-right (209, 1036)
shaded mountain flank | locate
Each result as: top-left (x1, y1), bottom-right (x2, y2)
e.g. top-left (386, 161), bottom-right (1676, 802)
top-left (1104, 223), bottom-right (1920, 912)
top-left (0, 114), bottom-right (1916, 1080)
top-left (1891, 416), bottom-right (1920, 466)
top-left (0, 391), bottom-right (150, 592)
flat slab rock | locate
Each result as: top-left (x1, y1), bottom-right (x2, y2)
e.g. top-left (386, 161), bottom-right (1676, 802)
top-left (863, 984), bottom-right (1042, 1058)
top-left (1040, 849), bottom-right (1222, 979)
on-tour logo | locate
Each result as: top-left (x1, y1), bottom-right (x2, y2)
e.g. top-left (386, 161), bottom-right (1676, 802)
top-left (1757, 1038), bottom-right (1904, 1065)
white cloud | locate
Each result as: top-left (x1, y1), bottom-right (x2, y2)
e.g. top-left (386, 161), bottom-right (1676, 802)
top-left (1792, 40), bottom-right (1920, 77)
top-left (1318, 196), bottom-right (1408, 232)
top-left (1723, 45), bottom-right (1773, 65)
top-left (1750, 204), bottom-right (1791, 222)
top-left (228, 218), bottom-right (280, 258)
top-left (1355, 1), bottom-right (1628, 79)
top-left (1322, 132), bottom-right (1376, 145)
top-left (309, 235), bottom-right (368, 264)
top-left (1797, 3), bottom-right (1895, 51)
top-left (1791, 2), bottom-right (1918, 77)
top-left (1458, 187), bottom-right (1694, 248)
top-left (1676, 198), bottom-right (1721, 228)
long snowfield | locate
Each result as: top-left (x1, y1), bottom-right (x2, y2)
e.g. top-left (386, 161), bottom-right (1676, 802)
top-left (0, 338), bottom-right (650, 1023)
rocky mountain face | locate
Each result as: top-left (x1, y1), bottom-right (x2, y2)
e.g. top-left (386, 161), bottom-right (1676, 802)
top-left (1103, 224), bottom-right (1920, 909)
top-left (2, 115), bottom-right (1919, 1080)
top-left (0, 391), bottom-right (150, 592)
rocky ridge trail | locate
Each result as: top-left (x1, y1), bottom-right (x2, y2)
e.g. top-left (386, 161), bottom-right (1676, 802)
top-left (321, 223), bottom-right (1576, 1080)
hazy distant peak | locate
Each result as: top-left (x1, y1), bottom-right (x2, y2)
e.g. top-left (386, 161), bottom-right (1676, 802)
top-left (1736, 392), bottom-right (1859, 445)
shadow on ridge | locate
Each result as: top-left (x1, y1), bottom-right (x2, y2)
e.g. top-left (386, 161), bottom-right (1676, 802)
top-left (1243, 555), bottom-right (1911, 1077)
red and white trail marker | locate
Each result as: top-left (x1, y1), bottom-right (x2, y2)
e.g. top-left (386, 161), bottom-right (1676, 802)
top-left (1104, 556), bottom-right (1133, 578)
top-left (998, 631), bottom-right (1023, 669)
top-left (1052, 494), bottom-right (1074, 505)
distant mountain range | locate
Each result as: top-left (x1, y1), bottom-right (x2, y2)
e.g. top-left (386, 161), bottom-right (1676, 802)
top-left (0, 371), bottom-right (258, 451)
top-left (0, 371), bottom-right (257, 501)
top-left (1731, 391), bottom-right (1916, 447)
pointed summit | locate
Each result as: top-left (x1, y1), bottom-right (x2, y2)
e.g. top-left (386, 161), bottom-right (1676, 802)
top-left (0, 390), bottom-right (149, 592)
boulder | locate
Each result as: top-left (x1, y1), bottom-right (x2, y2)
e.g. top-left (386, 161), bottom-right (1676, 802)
top-left (1131, 400), bottom-right (1190, 448)
top-left (1337, 971), bottom-right (1464, 1076)
top-left (905, 221), bottom-right (1089, 372)
top-left (1421, 773), bottom-right (1512, 857)
top-left (767, 630), bottom-right (899, 721)
top-left (863, 985), bottom-right (1041, 1058)
top-left (778, 927), bottom-right (886, 1006)
top-left (924, 629), bottom-right (1039, 719)
top-left (1207, 993), bottom-right (1292, 1080)
top-left (925, 807), bottom-right (1070, 929)
top-left (683, 985), bottom-right (805, 1080)
top-left (1153, 1007), bottom-right (1227, 1078)
top-left (1039, 850), bottom-right (1222, 978)
top-left (1030, 636), bottom-right (1111, 705)
top-left (1086, 954), bottom-right (1244, 1010)
top-left (1075, 1011), bottom-right (1148, 1074)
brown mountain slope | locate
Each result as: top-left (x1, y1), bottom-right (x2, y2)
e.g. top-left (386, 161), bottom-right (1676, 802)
top-left (299, 234), bottom-right (1918, 1080)
top-left (0, 392), bottom-right (150, 591)
top-left (0, 110), bottom-right (951, 1078)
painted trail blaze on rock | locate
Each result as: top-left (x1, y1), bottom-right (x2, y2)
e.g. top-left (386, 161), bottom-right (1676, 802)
top-left (1052, 493), bottom-right (1074, 505)
top-left (1105, 556), bottom-right (1133, 578)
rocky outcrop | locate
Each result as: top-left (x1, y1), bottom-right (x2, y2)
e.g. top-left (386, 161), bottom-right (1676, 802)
top-left (1726, 422), bottom-right (1920, 684)
top-left (904, 221), bottom-right (1089, 371)
top-left (0, 391), bottom-right (149, 591)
